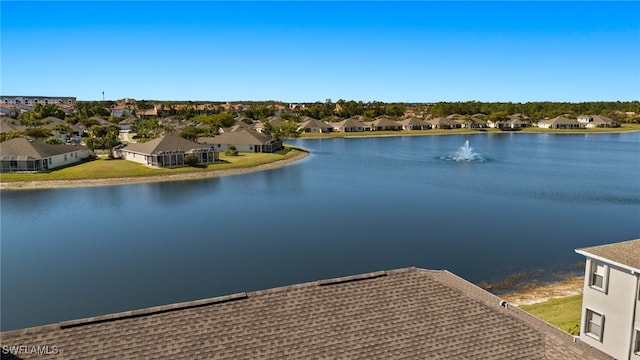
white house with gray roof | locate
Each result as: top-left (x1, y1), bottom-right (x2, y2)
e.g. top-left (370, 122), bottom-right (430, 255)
top-left (198, 129), bottom-right (282, 153)
top-left (0, 138), bottom-right (92, 173)
top-left (119, 133), bottom-right (218, 168)
top-left (576, 238), bottom-right (640, 360)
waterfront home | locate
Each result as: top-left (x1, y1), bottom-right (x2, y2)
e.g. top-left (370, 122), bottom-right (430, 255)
top-left (397, 116), bottom-right (429, 130)
top-left (367, 116), bottom-right (403, 131)
top-left (577, 115), bottom-right (620, 128)
top-left (491, 117), bottom-right (528, 130)
top-left (119, 133), bottom-right (218, 167)
top-left (0, 137), bottom-right (92, 173)
top-left (298, 117), bottom-right (333, 133)
top-left (427, 117), bottom-right (459, 129)
top-left (0, 267), bottom-right (610, 359)
top-left (575, 238), bottom-right (640, 360)
top-left (198, 129), bottom-right (283, 153)
top-left (537, 115), bottom-right (581, 129)
top-left (333, 116), bottom-right (368, 132)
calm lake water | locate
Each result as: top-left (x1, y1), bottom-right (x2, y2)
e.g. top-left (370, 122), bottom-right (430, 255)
top-left (1, 132), bottom-right (639, 330)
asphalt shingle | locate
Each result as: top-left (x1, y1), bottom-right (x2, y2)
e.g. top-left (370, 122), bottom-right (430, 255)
top-left (0, 268), bottom-right (611, 359)
top-left (576, 238), bottom-right (640, 271)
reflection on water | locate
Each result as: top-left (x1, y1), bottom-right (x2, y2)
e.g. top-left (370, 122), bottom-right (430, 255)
top-left (1, 132), bottom-right (639, 330)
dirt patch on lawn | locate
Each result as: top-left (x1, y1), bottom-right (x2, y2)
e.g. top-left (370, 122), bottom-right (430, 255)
top-left (500, 277), bottom-right (584, 306)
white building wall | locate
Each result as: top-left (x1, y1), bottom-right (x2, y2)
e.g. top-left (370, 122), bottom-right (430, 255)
top-left (633, 278), bottom-right (640, 360)
top-left (1, 96), bottom-right (76, 105)
top-left (581, 257), bottom-right (638, 359)
top-left (120, 150), bottom-right (148, 165)
top-left (47, 148), bottom-right (92, 169)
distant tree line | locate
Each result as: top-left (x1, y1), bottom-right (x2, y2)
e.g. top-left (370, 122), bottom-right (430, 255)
top-left (4, 99), bottom-right (638, 145)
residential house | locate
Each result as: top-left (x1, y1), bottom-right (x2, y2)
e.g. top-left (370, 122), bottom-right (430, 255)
top-left (500, 114), bottom-right (530, 129)
top-left (221, 119), bottom-right (253, 133)
top-left (577, 115), bottom-right (620, 128)
top-left (492, 116), bottom-right (528, 130)
top-left (110, 103), bottom-right (134, 118)
top-left (198, 129), bottom-right (282, 153)
top-left (0, 138), bottom-right (92, 173)
top-left (537, 115), bottom-right (581, 129)
top-left (333, 116), bottom-right (368, 132)
top-left (0, 116), bottom-right (27, 134)
top-left (397, 116), bottom-right (429, 130)
top-left (367, 116), bottom-right (403, 131)
top-left (0, 267), bottom-right (610, 359)
top-left (119, 133), bottom-right (218, 167)
top-left (118, 118), bottom-right (136, 132)
top-left (138, 106), bottom-right (158, 118)
top-left (297, 117), bottom-right (333, 133)
top-left (575, 238), bottom-right (640, 360)
top-left (427, 117), bottom-right (459, 129)
top-left (266, 115), bottom-right (284, 126)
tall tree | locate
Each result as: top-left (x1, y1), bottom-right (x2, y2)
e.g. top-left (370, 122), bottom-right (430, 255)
top-left (85, 125), bottom-right (120, 157)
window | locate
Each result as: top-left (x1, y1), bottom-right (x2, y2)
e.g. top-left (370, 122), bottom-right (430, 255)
top-left (635, 330), bottom-right (640, 354)
top-left (585, 309), bottom-right (604, 341)
top-left (589, 260), bottom-right (608, 292)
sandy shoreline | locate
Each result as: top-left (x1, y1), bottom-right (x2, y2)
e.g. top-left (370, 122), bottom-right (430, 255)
top-left (0, 150), bottom-right (309, 190)
top-left (500, 276), bottom-right (584, 306)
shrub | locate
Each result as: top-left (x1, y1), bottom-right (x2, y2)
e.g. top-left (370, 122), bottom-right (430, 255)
top-left (225, 145), bottom-right (239, 156)
top-left (184, 154), bottom-right (198, 167)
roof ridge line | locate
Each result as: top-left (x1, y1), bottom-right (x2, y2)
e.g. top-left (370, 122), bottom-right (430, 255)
top-left (59, 292), bottom-right (248, 329)
top-left (317, 270), bottom-right (387, 286)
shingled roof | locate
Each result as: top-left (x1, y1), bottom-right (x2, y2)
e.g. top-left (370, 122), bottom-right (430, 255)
top-left (0, 268), bottom-right (609, 359)
top-left (0, 137), bottom-right (88, 160)
top-left (198, 129), bottom-right (272, 146)
top-left (576, 238), bottom-right (640, 271)
top-left (121, 133), bottom-right (209, 155)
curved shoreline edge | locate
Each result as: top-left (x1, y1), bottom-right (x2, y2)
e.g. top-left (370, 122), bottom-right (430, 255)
top-left (0, 150), bottom-right (309, 191)
top-left (2, 128), bottom-right (638, 190)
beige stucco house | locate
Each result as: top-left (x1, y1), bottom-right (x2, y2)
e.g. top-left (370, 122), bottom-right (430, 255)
top-left (0, 138), bottom-right (92, 173)
top-left (576, 238), bottom-right (640, 360)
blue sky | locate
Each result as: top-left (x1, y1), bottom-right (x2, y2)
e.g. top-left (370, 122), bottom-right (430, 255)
top-left (1, 1), bottom-right (639, 102)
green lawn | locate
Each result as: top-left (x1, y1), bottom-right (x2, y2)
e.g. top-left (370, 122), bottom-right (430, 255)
top-left (0, 148), bottom-right (304, 183)
top-left (519, 295), bottom-right (582, 334)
